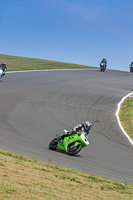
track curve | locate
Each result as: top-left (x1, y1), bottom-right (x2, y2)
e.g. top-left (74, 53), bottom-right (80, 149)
top-left (0, 69), bottom-right (133, 184)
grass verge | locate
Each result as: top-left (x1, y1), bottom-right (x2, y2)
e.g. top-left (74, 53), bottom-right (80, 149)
top-left (0, 149), bottom-right (133, 200)
top-left (0, 54), bottom-right (98, 71)
top-left (119, 97), bottom-right (133, 140)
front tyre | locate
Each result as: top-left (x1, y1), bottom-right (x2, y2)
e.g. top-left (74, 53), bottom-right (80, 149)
top-left (49, 138), bottom-right (58, 150)
top-left (67, 142), bottom-right (82, 155)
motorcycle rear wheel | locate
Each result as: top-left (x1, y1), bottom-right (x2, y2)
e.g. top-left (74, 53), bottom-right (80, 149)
top-left (67, 142), bottom-right (82, 155)
top-left (49, 138), bottom-right (58, 150)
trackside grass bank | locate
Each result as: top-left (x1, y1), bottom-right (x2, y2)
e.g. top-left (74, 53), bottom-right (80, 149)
top-left (0, 149), bottom-right (133, 200)
top-left (0, 54), bottom-right (98, 71)
top-left (119, 97), bottom-right (133, 140)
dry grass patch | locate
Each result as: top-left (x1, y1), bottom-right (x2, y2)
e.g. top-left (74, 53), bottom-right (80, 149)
top-left (0, 149), bottom-right (133, 200)
top-left (119, 97), bottom-right (133, 140)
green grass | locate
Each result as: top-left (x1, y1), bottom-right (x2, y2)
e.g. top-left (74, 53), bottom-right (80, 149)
top-left (0, 54), bottom-right (98, 71)
top-left (0, 149), bottom-right (133, 200)
top-left (119, 97), bottom-right (133, 140)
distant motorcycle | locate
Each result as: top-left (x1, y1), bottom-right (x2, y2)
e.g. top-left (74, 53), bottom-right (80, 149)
top-left (49, 129), bottom-right (89, 156)
top-left (100, 63), bottom-right (106, 72)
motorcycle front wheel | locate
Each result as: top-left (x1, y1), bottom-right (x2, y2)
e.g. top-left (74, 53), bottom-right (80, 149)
top-left (67, 142), bottom-right (82, 155)
top-left (49, 138), bottom-right (58, 150)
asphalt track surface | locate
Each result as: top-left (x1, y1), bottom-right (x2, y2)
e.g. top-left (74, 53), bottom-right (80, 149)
top-left (0, 69), bottom-right (133, 185)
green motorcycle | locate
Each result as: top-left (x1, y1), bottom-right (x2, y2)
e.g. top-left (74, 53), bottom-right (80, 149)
top-left (49, 130), bottom-right (89, 155)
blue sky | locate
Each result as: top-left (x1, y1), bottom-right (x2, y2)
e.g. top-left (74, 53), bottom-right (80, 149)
top-left (0, 0), bottom-right (133, 71)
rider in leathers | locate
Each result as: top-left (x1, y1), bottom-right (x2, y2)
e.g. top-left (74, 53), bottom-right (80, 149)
top-left (0, 62), bottom-right (7, 76)
top-left (100, 58), bottom-right (107, 69)
top-left (58, 121), bottom-right (92, 141)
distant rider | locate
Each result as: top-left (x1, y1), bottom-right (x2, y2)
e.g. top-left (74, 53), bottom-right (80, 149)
top-left (57, 121), bottom-right (92, 141)
top-left (0, 62), bottom-right (7, 76)
top-left (129, 62), bottom-right (133, 72)
top-left (100, 58), bottom-right (107, 69)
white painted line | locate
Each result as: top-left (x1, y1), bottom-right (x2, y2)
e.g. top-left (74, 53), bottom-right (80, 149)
top-left (6, 68), bottom-right (97, 73)
top-left (116, 93), bottom-right (133, 146)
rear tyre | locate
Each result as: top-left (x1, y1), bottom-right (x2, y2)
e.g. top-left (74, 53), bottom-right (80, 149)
top-left (67, 142), bottom-right (82, 155)
top-left (49, 138), bottom-right (58, 150)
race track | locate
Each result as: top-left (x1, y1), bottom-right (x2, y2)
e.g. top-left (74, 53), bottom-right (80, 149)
top-left (0, 69), bottom-right (133, 184)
